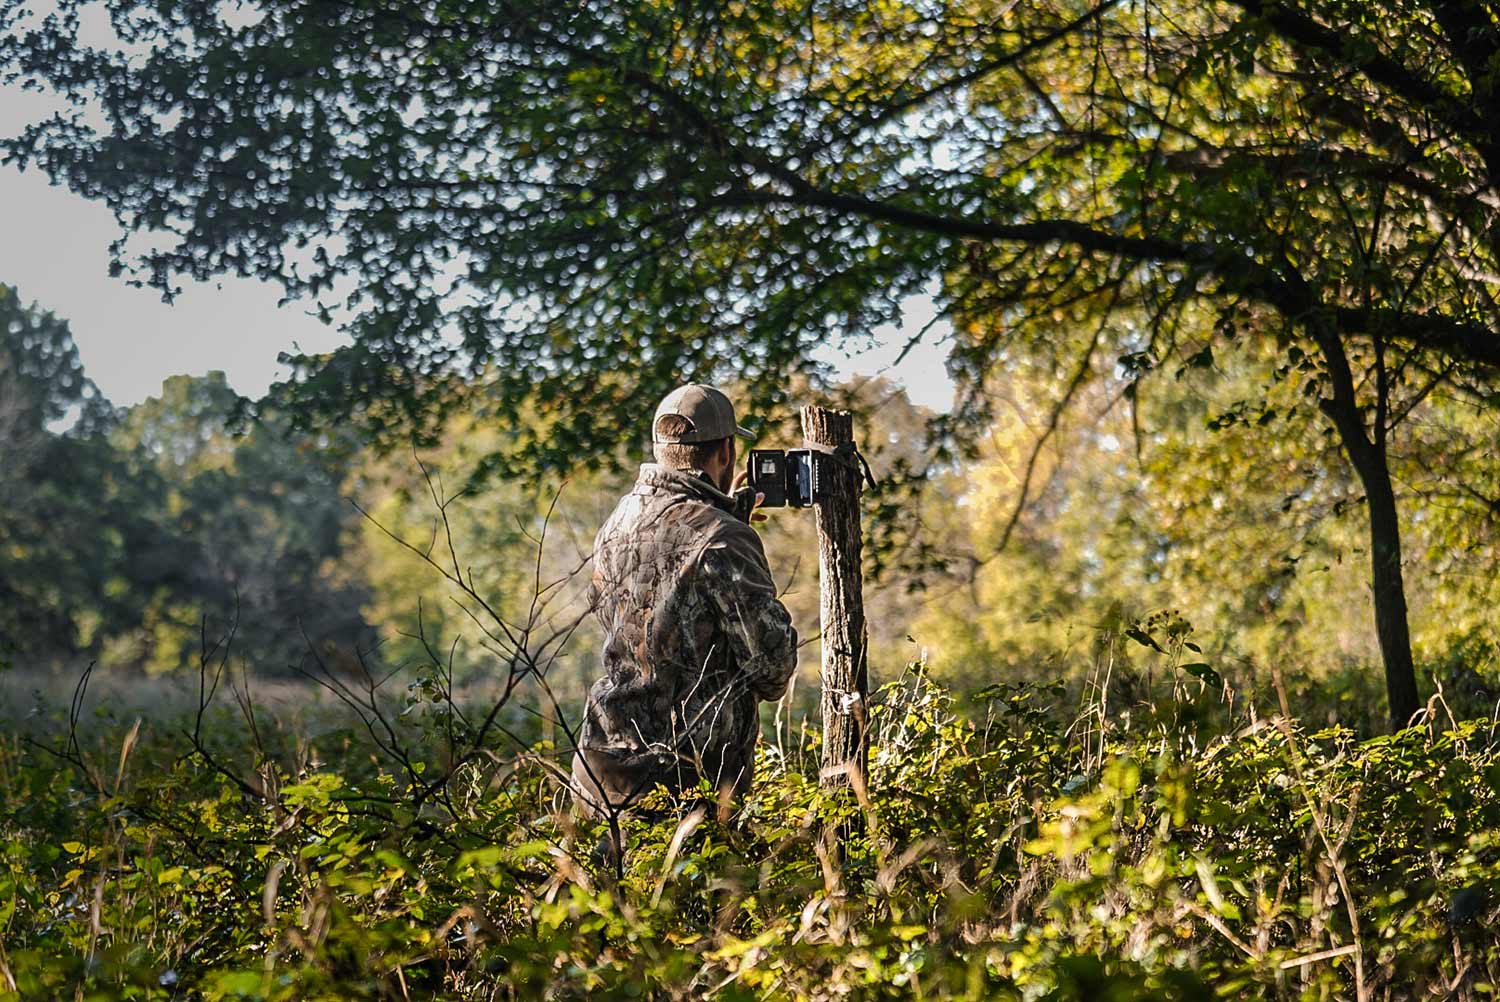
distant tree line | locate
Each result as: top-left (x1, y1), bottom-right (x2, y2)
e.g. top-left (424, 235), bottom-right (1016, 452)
top-left (0, 284), bottom-right (945, 683)
top-left (0, 285), bottom-right (371, 673)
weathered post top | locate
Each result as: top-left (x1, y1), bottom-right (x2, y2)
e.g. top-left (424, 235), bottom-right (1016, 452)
top-left (800, 405), bottom-right (868, 792)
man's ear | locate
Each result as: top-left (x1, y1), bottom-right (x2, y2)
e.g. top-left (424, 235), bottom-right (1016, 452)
top-left (719, 438), bottom-right (734, 468)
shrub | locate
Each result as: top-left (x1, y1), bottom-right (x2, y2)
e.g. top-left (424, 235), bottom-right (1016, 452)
top-left (1, 659), bottom-right (1497, 1000)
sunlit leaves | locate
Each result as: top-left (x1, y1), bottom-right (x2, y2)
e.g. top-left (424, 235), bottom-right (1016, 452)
top-left (5, 668), bottom-right (1499, 997)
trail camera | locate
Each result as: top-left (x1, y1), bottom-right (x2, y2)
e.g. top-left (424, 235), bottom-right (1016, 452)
top-left (748, 449), bottom-right (827, 509)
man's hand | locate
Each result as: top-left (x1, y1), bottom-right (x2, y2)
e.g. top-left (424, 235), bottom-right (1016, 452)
top-left (731, 470), bottom-right (768, 524)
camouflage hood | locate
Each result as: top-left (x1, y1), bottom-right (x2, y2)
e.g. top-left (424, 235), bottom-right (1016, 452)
top-left (572, 463), bottom-right (798, 815)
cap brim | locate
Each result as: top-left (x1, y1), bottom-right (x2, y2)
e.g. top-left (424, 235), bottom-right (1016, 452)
top-left (734, 424), bottom-right (754, 439)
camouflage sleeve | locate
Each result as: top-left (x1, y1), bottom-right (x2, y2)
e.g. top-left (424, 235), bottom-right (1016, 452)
top-left (699, 521), bottom-right (798, 701)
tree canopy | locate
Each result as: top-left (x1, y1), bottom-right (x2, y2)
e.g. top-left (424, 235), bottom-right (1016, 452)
top-left (10, 0), bottom-right (1500, 722)
top-left (8, 1), bottom-right (1500, 427)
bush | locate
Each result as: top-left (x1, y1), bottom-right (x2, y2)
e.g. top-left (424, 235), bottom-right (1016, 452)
top-left (1, 660), bottom-right (1497, 1000)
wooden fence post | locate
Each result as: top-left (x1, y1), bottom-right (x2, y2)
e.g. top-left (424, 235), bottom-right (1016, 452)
top-left (800, 406), bottom-right (868, 791)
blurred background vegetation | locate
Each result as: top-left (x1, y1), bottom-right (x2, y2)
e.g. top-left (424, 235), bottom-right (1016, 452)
top-left (5, 276), bottom-right (1497, 730)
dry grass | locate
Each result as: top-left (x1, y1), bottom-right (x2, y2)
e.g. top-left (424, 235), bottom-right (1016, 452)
top-left (0, 667), bottom-right (348, 735)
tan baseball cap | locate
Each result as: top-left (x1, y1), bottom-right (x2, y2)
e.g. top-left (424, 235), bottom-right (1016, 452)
top-left (652, 383), bottom-right (754, 443)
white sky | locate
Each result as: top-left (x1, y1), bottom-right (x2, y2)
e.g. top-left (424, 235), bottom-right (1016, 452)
top-left (0, 43), bottom-right (956, 414)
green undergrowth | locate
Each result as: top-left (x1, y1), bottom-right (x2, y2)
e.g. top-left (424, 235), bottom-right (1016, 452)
top-left (1, 665), bottom-right (1498, 1000)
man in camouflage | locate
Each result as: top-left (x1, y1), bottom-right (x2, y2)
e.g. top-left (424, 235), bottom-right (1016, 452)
top-left (571, 384), bottom-right (798, 819)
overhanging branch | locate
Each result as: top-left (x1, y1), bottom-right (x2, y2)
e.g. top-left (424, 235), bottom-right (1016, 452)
top-left (746, 182), bottom-right (1500, 370)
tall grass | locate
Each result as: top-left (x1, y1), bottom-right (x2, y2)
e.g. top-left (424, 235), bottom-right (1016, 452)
top-left (1, 637), bottom-right (1497, 1000)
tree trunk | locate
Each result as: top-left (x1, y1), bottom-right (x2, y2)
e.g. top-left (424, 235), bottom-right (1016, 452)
top-left (1361, 457), bottom-right (1420, 729)
top-left (801, 406), bottom-right (869, 789)
top-left (1313, 328), bottom-right (1421, 730)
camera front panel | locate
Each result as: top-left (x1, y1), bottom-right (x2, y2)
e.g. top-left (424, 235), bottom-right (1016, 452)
top-left (748, 449), bottom-right (789, 508)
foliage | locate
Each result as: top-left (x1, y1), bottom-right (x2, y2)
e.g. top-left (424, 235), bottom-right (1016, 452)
top-left (347, 412), bottom-right (614, 689)
top-left (2, 643), bottom-right (1498, 1000)
top-left (9, 3), bottom-right (1500, 989)
top-left (105, 373), bottom-right (376, 673)
top-left (913, 337), bottom-right (1500, 678)
top-left (10, 273), bottom-right (1500, 732)
top-left (14, 0), bottom-right (1500, 722)
top-left (0, 286), bottom-right (955, 687)
top-left (14, 0), bottom-right (1500, 443)
top-left (0, 295), bottom-right (374, 674)
top-left (0, 284), bottom-right (162, 661)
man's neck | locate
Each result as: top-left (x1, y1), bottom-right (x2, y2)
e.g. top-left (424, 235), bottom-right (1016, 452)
top-left (688, 466), bottom-right (726, 493)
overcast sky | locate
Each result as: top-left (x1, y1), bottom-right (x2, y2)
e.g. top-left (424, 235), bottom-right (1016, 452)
top-left (1, 35), bottom-right (956, 414)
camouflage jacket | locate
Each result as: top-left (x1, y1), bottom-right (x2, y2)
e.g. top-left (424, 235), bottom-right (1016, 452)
top-left (571, 463), bottom-right (798, 816)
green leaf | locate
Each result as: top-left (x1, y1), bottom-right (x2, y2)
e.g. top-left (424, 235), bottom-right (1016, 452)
top-left (1124, 627), bottom-right (1166, 653)
top-left (1180, 662), bottom-right (1223, 687)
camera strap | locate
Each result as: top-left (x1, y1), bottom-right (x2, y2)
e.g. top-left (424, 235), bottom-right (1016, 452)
top-left (803, 441), bottom-right (879, 493)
